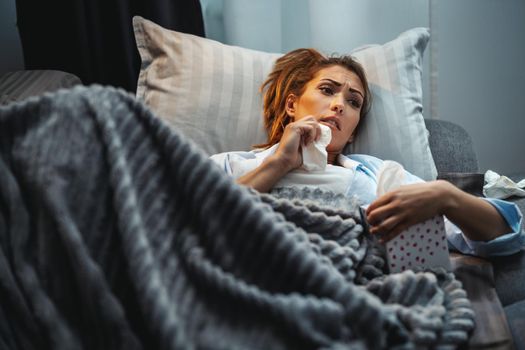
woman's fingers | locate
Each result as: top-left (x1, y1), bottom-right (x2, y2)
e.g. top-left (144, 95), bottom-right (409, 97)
top-left (370, 215), bottom-right (411, 243)
top-left (367, 198), bottom-right (408, 241)
top-left (368, 203), bottom-right (408, 237)
top-left (366, 192), bottom-right (394, 216)
top-left (366, 182), bottom-right (451, 242)
top-left (367, 194), bottom-right (393, 219)
top-left (276, 117), bottom-right (323, 169)
top-left (297, 117), bottom-right (321, 145)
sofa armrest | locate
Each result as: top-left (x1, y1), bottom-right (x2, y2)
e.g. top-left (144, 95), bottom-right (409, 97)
top-left (0, 70), bottom-right (82, 105)
top-left (451, 253), bottom-right (515, 349)
top-left (503, 299), bottom-right (525, 349)
top-left (425, 119), bottom-right (479, 174)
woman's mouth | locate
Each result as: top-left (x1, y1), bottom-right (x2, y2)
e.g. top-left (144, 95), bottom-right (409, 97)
top-left (320, 117), bottom-right (340, 130)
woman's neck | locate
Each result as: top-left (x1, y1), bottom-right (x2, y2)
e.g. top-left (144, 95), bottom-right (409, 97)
top-left (327, 152), bottom-right (338, 165)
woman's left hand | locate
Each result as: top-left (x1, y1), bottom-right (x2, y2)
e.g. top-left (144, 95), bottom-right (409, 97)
top-left (366, 180), bottom-right (452, 242)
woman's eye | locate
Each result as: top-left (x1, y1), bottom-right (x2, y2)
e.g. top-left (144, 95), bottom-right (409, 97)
top-left (347, 99), bottom-right (362, 108)
top-left (320, 86), bottom-right (333, 95)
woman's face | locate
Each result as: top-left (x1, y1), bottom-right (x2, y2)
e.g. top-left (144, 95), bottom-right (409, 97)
top-left (286, 65), bottom-right (365, 155)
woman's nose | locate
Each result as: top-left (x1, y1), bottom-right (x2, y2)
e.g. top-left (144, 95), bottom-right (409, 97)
top-left (331, 95), bottom-right (344, 114)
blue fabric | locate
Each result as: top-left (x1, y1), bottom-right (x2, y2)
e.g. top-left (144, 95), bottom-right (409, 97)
top-left (210, 150), bottom-right (525, 257)
top-left (447, 199), bottom-right (524, 257)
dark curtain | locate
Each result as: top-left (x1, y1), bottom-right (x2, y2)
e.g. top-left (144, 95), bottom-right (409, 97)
top-left (15, 0), bottom-right (205, 92)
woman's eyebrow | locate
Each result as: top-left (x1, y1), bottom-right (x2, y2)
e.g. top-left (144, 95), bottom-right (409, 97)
top-left (321, 78), bottom-right (364, 98)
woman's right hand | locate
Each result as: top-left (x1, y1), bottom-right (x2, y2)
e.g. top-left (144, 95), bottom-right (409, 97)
top-left (235, 116), bottom-right (321, 192)
top-left (270, 116), bottom-right (321, 172)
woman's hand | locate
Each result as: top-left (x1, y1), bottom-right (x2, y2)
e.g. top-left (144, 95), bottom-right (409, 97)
top-left (366, 180), bottom-right (452, 242)
top-left (366, 179), bottom-right (512, 243)
top-left (269, 116), bottom-right (322, 172)
top-left (235, 116), bottom-right (321, 192)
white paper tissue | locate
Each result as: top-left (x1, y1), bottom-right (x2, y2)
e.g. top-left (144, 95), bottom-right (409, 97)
top-left (301, 124), bottom-right (332, 171)
top-left (483, 170), bottom-right (525, 199)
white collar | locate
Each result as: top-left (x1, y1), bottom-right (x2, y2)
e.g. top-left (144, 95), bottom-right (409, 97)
top-left (337, 154), bottom-right (361, 170)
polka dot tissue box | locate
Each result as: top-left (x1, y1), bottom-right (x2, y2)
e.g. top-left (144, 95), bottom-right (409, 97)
top-left (385, 215), bottom-right (451, 273)
top-left (375, 161), bottom-right (451, 273)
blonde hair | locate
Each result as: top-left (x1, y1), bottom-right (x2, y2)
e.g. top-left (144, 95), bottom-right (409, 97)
top-left (256, 48), bottom-right (371, 149)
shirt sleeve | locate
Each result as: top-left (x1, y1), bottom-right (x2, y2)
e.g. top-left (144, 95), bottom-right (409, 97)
top-left (446, 198), bottom-right (525, 257)
top-left (209, 152), bottom-right (235, 175)
top-left (209, 148), bottom-right (275, 179)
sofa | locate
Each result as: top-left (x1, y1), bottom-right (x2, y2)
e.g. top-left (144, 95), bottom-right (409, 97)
top-left (427, 118), bottom-right (525, 349)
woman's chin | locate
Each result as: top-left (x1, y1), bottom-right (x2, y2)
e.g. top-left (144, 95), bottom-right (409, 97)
top-left (325, 142), bottom-right (345, 154)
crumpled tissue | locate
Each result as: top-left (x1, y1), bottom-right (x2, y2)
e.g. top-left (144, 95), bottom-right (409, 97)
top-left (483, 170), bottom-right (525, 199)
top-left (376, 161), bottom-right (451, 273)
top-left (301, 124), bottom-right (332, 171)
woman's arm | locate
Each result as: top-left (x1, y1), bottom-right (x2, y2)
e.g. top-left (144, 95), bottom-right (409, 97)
top-left (440, 181), bottom-right (511, 241)
top-left (366, 180), bottom-right (511, 242)
top-left (236, 117), bottom-right (321, 192)
top-left (236, 155), bottom-right (293, 192)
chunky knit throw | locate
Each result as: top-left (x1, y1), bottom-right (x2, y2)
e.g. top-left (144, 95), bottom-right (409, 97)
top-left (0, 85), bottom-right (475, 349)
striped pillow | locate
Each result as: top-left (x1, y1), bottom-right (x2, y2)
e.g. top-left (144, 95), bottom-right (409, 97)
top-left (349, 29), bottom-right (436, 180)
top-left (133, 16), bottom-right (436, 180)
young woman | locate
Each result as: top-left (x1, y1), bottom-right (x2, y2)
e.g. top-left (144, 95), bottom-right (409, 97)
top-left (211, 48), bottom-right (523, 257)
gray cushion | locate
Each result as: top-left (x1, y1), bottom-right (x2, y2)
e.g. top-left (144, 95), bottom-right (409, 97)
top-left (491, 248), bottom-right (525, 307)
top-left (504, 300), bottom-right (525, 350)
top-left (490, 175), bottom-right (525, 301)
top-left (425, 119), bottom-right (479, 174)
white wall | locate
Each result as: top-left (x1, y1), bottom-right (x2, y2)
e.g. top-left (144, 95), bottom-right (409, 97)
top-left (0, 0), bottom-right (24, 76)
top-left (435, 0), bottom-right (525, 175)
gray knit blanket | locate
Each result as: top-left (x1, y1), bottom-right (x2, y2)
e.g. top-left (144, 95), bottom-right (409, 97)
top-left (0, 85), bottom-right (475, 350)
